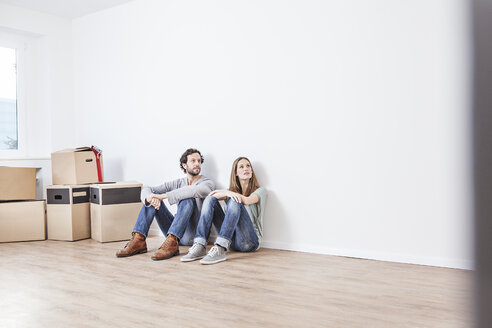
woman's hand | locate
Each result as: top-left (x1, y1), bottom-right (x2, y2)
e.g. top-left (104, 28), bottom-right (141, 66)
top-left (209, 190), bottom-right (228, 200)
top-left (209, 190), bottom-right (243, 203)
top-left (226, 191), bottom-right (243, 203)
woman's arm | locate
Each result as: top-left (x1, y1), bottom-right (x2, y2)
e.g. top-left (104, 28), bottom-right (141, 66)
top-left (210, 190), bottom-right (259, 204)
top-left (209, 189), bottom-right (231, 201)
top-left (239, 193), bottom-right (259, 205)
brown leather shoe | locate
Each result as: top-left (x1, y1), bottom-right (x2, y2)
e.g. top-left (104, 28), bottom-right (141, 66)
top-left (151, 234), bottom-right (179, 261)
top-left (115, 232), bottom-right (147, 258)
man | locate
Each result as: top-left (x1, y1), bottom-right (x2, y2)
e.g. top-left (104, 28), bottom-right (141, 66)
top-left (116, 148), bottom-right (215, 260)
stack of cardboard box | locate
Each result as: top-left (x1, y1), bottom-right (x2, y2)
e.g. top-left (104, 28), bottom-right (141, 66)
top-left (47, 147), bottom-right (142, 242)
top-left (0, 167), bottom-right (46, 242)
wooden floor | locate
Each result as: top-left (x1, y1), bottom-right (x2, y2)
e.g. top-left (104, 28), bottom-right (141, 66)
top-left (0, 237), bottom-right (472, 328)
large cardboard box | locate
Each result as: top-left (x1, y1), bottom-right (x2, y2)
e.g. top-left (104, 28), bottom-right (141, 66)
top-left (0, 167), bottom-right (36, 200)
top-left (90, 181), bottom-right (142, 242)
top-left (0, 200), bottom-right (46, 242)
top-left (46, 185), bottom-right (91, 241)
top-left (51, 147), bottom-right (104, 185)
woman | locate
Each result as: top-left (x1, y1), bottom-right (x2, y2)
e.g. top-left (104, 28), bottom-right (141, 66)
top-left (181, 156), bottom-right (267, 264)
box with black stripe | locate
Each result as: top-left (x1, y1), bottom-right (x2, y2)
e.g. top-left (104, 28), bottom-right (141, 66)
top-left (46, 185), bottom-right (91, 241)
top-left (90, 181), bottom-right (142, 243)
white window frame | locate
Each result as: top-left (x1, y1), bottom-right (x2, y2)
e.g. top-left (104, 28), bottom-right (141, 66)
top-left (0, 31), bottom-right (28, 158)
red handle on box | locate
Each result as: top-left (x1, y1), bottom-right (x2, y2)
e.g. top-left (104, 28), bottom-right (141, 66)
top-left (91, 145), bottom-right (103, 182)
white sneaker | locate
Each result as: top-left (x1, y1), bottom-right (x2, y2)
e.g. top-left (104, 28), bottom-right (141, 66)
top-left (200, 245), bottom-right (227, 265)
top-left (180, 243), bottom-right (207, 262)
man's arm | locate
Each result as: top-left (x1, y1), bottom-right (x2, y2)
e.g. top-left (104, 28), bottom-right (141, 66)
top-left (140, 178), bottom-right (183, 206)
top-left (166, 179), bottom-right (215, 205)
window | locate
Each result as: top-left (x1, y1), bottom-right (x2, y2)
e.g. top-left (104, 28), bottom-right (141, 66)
top-left (0, 30), bottom-right (27, 158)
top-left (0, 46), bottom-right (18, 150)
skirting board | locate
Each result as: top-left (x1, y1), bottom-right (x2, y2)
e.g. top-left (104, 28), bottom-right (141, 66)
top-left (148, 227), bottom-right (473, 270)
top-left (260, 241), bottom-right (474, 271)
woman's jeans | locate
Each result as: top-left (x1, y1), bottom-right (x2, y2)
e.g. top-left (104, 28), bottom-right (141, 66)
top-left (194, 196), bottom-right (259, 252)
top-left (132, 198), bottom-right (199, 246)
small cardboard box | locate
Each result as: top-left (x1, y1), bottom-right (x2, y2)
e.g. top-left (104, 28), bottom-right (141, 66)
top-left (0, 166), bottom-right (36, 200)
top-left (46, 185), bottom-right (91, 241)
top-left (0, 200), bottom-right (46, 242)
top-left (90, 181), bottom-right (142, 243)
top-left (51, 147), bottom-right (104, 185)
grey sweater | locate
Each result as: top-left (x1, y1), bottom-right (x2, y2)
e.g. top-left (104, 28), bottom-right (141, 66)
top-left (140, 176), bottom-right (215, 212)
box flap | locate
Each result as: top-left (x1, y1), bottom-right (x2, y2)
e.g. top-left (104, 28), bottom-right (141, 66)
top-left (0, 199), bottom-right (44, 204)
top-left (74, 147), bottom-right (92, 152)
top-left (47, 184), bottom-right (90, 189)
top-left (52, 147), bottom-right (92, 154)
top-left (93, 181), bottom-right (142, 189)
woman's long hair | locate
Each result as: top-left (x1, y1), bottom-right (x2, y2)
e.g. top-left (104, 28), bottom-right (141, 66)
top-left (229, 157), bottom-right (260, 197)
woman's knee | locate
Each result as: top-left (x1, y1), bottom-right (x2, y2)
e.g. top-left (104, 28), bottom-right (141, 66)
top-left (204, 195), bottom-right (218, 204)
top-left (203, 196), bottom-right (218, 210)
top-left (226, 198), bottom-right (242, 211)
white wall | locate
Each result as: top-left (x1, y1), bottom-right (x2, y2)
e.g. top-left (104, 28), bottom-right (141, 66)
top-left (69, 0), bottom-right (471, 269)
top-left (0, 3), bottom-right (74, 158)
top-left (0, 3), bottom-right (74, 197)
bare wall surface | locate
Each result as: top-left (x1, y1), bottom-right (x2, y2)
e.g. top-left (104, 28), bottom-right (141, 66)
top-left (0, 3), bottom-right (75, 156)
top-left (69, 0), bottom-right (472, 269)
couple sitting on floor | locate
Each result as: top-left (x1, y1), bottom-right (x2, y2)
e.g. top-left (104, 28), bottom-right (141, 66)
top-left (116, 148), bottom-right (267, 265)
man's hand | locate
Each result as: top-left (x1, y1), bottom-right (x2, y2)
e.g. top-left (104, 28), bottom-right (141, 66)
top-left (151, 193), bottom-right (167, 200)
top-left (146, 193), bottom-right (166, 210)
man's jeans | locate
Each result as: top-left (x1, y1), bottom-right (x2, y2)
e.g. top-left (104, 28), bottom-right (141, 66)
top-left (132, 198), bottom-right (199, 246)
top-left (194, 196), bottom-right (259, 252)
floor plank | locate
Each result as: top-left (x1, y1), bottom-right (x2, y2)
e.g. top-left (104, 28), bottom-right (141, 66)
top-left (0, 237), bottom-right (472, 328)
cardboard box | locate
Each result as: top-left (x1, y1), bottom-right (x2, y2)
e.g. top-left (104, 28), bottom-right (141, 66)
top-left (90, 181), bottom-right (142, 242)
top-left (0, 200), bottom-right (46, 242)
top-left (46, 185), bottom-right (91, 241)
top-left (0, 166), bottom-right (36, 200)
top-left (51, 147), bottom-right (104, 185)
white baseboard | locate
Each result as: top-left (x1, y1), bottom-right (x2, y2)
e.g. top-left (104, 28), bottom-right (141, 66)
top-left (144, 230), bottom-right (473, 270)
top-left (260, 241), bottom-right (474, 271)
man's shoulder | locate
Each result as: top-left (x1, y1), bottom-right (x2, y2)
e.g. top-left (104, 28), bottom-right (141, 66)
top-left (161, 177), bottom-right (184, 183)
top-left (197, 175), bottom-right (216, 188)
top-left (198, 175), bottom-right (213, 182)
top-left (162, 177), bottom-right (187, 187)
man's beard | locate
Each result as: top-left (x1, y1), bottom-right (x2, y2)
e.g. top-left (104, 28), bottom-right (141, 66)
top-left (187, 167), bottom-right (200, 176)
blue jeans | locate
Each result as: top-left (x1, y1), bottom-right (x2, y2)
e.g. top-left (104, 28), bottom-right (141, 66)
top-left (132, 198), bottom-right (199, 246)
top-left (194, 196), bottom-right (259, 252)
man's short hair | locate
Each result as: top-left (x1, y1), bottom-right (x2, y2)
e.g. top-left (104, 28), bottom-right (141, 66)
top-left (180, 148), bottom-right (204, 173)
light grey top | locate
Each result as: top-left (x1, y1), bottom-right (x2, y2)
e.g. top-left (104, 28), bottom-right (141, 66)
top-left (140, 176), bottom-right (215, 212)
top-left (244, 187), bottom-right (268, 243)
